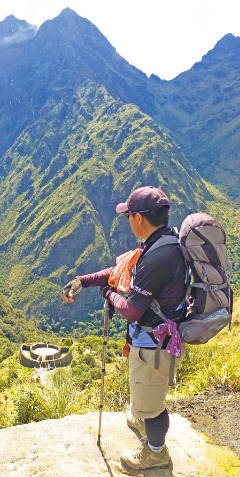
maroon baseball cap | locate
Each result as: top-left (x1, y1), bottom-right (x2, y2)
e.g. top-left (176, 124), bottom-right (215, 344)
top-left (116, 186), bottom-right (170, 214)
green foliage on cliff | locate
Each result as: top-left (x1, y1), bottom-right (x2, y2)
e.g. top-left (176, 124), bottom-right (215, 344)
top-left (0, 293), bottom-right (58, 363)
top-left (149, 34), bottom-right (240, 203)
top-left (0, 82), bottom-right (210, 330)
top-left (204, 182), bottom-right (240, 293)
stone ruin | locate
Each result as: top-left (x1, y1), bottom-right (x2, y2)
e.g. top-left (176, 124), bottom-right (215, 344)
top-left (19, 343), bottom-right (73, 369)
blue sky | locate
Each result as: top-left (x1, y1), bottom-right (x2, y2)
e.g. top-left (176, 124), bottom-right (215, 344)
top-left (1, 0), bottom-right (240, 80)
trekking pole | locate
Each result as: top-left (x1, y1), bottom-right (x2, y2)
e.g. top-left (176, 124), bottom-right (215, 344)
top-left (97, 299), bottom-right (112, 447)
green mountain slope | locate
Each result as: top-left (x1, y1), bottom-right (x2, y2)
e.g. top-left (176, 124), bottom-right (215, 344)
top-left (149, 34), bottom-right (240, 202)
top-left (1, 10), bottom-right (240, 202)
top-left (0, 82), bottom-right (210, 328)
top-left (204, 182), bottom-right (240, 294)
top-left (0, 10), bottom-right (239, 332)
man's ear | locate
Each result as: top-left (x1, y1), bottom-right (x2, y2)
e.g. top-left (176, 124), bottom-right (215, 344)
top-left (136, 213), bottom-right (144, 225)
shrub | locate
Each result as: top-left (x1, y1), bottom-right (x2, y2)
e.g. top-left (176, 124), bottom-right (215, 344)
top-left (175, 327), bottom-right (240, 396)
top-left (49, 368), bottom-right (78, 417)
top-left (82, 352), bottom-right (97, 367)
top-left (13, 387), bottom-right (52, 424)
top-left (104, 358), bottom-right (130, 411)
top-left (62, 338), bottom-right (72, 347)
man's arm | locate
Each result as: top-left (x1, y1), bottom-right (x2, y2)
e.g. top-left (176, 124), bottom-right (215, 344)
top-left (78, 267), bottom-right (114, 288)
top-left (61, 267), bottom-right (114, 302)
top-left (107, 290), bottom-right (145, 322)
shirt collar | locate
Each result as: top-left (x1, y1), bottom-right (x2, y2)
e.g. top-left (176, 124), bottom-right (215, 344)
top-left (141, 225), bottom-right (172, 255)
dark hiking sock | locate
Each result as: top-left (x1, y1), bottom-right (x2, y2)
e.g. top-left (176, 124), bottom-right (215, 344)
top-left (145, 409), bottom-right (169, 447)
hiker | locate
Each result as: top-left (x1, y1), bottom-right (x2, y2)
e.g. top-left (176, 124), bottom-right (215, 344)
top-left (61, 186), bottom-right (187, 472)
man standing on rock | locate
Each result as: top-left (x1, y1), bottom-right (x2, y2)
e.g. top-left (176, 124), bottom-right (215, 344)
top-left (61, 186), bottom-right (187, 472)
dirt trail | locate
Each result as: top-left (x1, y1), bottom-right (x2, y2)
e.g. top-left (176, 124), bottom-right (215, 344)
top-left (32, 367), bottom-right (56, 387)
top-left (167, 388), bottom-right (240, 458)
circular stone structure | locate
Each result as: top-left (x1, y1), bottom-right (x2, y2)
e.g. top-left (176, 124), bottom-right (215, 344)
top-left (19, 343), bottom-right (73, 369)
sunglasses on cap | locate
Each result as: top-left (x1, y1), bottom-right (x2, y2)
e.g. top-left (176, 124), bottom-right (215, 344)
top-left (125, 210), bottom-right (149, 219)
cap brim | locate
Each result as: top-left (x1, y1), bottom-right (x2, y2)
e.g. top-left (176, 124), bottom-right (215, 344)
top-left (116, 202), bottom-right (128, 214)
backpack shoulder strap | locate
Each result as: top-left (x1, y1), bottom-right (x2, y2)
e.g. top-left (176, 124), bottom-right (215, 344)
top-left (145, 235), bottom-right (179, 254)
top-left (147, 234), bottom-right (189, 321)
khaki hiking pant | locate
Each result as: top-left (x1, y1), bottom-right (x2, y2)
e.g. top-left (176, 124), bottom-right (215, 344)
top-left (129, 344), bottom-right (185, 419)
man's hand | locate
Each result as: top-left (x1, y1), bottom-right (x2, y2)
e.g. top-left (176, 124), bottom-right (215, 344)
top-left (61, 278), bottom-right (82, 303)
top-left (100, 285), bottom-right (116, 318)
top-left (100, 284), bottom-right (114, 299)
top-left (61, 287), bottom-right (75, 303)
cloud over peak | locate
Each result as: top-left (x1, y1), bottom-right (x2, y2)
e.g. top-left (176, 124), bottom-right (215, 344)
top-left (0, 15), bottom-right (38, 46)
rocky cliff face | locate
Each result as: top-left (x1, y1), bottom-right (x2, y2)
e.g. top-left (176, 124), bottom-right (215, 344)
top-left (0, 9), bottom-right (154, 158)
top-left (0, 15), bottom-right (37, 43)
top-left (148, 34), bottom-right (240, 201)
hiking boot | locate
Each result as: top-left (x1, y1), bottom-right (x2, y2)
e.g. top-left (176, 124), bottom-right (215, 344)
top-left (126, 411), bottom-right (146, 438)
top-left (120, 441), bottom-right (170, 472)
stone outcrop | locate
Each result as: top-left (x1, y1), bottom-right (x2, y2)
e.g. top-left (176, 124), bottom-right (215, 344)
top-left (0, 412), bottom-right (238, 476)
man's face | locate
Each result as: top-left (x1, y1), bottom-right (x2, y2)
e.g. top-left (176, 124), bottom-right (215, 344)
top-left (127, 212), bottom-right (144, 238)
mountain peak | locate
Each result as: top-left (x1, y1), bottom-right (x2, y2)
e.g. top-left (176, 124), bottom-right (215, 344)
top-left (0, 15), bottom-right (26, 38)
top-left (201, 33), bottom-right (240, 61)
top-left (38, 7), bottom-right (102, 41)
top-left (0, 14), bottom-right (37, 46)
top-left (60, 7), bottom-right (79, 17)
top-left (213, 33), bottom-right (240, 53)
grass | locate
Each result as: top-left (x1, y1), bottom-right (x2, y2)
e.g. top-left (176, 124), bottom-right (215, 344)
top-left (175, 297), bottom-right (240, 397)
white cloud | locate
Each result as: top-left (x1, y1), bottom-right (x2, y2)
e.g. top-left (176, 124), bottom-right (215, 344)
top-left (0, 24), bottom-right (38, 46)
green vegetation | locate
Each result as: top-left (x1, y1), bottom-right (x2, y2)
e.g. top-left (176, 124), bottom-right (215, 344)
top-left (176, 318), bottom-right (240, 397)
top-left (0, 292), bottom-right (59, 363)
top-left (0, 333), bottom-right (125, 427)
top-left (204, 181), bottom-right (240, 293)
top-left (0, 297), bottom-right (239, 428)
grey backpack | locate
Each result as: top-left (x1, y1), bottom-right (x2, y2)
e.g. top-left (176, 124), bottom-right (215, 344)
top-left (178, 213), bottom-right (232, 344)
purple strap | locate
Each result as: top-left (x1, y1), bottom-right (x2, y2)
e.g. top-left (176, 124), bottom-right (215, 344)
top-left (152, 320), bottom-right (182, 358)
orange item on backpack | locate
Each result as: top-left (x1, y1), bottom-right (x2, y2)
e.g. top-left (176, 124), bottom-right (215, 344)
top-left (108, 248), bottom-right (142, 293)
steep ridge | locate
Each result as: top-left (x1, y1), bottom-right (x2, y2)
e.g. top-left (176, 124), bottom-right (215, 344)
top-left (0, 82), bottom-right (209, 328)
top-left (1, 10), bottom-right (240, 201)
top-left (0, 15), bottom-right (37, 43)
top-left (149, 34), bottom-right (240, 201)
top-left (0, 8), bottom-right (154, 158)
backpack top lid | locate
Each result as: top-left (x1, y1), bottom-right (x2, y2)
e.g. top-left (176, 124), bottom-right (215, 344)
top-left (179, 213), bottom-right (231, 271)
top-left (179, 213), bottom-right (226, 246)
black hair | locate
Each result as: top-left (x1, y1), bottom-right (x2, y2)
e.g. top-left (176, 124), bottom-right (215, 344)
top-left (142, 205), bottom-right (170, 226)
